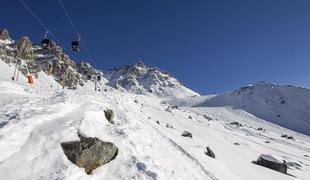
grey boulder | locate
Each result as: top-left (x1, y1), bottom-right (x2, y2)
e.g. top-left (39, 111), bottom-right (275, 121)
top-left (255, 154), bottom-right (287, 174)
top-left (61, 136), bottom-right (118, 174)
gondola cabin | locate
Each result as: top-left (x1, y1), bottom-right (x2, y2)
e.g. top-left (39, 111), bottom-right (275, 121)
top-left (71, 41), bottom-right (80, 52)
top-left (41, 38), bottom-right (51, 50)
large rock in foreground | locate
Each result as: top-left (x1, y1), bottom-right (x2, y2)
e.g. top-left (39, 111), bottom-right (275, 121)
top-left (255, 154), bottom-right (287, 174)
top-left (61, 137), bottom-right (118, 174)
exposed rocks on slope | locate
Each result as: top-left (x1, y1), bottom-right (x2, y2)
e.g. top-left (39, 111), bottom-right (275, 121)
top-left (16, 36), bottom-right (33, 60)
top-left (254, 154), bottom-right (287, 174)
top-left (61, 136), bottom-right (118, 174)
top-left (204, 147), bottom-right (216, 158)
top-left (181, 131), bottom-right (192, 138)
top-left (229, 121), bottom-right (244, 127)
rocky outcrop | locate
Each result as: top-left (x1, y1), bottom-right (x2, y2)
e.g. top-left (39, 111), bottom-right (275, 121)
top-left (105, 61), bottom-right (198, 97)
top-left (254, 154), bottom-right (287, 174)
top-left (104, 109), bottom-right (114, 124)
top-left (61, 136), bottom-right (118, 174)
top-left (16, 36), bottom-right (33, 60)
top-left (0, 28), bottom-right (10, 40)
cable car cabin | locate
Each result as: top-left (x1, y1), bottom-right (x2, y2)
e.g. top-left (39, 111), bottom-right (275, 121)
top-left (71, 41), bottom-right (80, 52)
top-left (41, 38), bottom-right (51, 50)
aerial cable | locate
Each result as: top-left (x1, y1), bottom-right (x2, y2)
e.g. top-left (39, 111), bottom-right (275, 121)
top-left (58, 0), bottom-right (79, 36)
top-left (58, 0), bottom-right (96, 66)
top-left (20, 0), bottom-right (70, 54)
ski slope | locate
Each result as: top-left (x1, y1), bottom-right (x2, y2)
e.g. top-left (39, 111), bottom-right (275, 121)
top-left (0, 60), bottom-right (310, 180)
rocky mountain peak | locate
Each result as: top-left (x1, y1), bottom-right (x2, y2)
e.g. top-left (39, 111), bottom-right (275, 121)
top-left (0, 28), bottom-right (11, 40)
top-left (106, 61), bottom-right (198, 97)
top-left (16, 36), bottom-right (33, 60)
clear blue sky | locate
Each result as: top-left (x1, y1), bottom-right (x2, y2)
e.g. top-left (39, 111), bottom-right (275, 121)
top-left (1, 0), bottom-right (310, 94)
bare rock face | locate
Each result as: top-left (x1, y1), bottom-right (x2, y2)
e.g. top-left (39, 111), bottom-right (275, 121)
top-left (16, 36), bottom-right (33, 59)
top-left (0, 28), bottom-right (10, 40)
top-left (254, 154), bottom-right (287, 174)
top-left (61, 136), bottom-right (118, 174)
top-left (104, 109), bottom-right (114, 124)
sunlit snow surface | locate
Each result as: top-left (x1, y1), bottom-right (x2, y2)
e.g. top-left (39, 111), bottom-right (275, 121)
top-left (0, 60), bottom-right (310, 180)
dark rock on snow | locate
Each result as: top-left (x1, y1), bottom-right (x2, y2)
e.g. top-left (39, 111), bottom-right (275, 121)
top-left (165, 123), bottom-right (173, 129)
top-left (204, 147), bottom-right (216, 158)
top-left (61, 136), bottom-right (118, 174)
top-left (181, 131), bottom-right (192, 138)
top-left (229, 121), bottom-right (244, 127)
top-left (254, 154), bottom-right (287, 174)
top-left (104, 109), bottom-right (114, 124)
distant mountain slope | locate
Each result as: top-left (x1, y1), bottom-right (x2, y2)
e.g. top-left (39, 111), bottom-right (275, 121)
top-left (104, 62), bottom-right (199, 98)
top-left (195, 82), bottom-right (310, 135)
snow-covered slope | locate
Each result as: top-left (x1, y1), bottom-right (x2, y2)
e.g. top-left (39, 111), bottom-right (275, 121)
top-left (1, 58), bottom-right (310, 180)
top-left (104, 61), bottom-right (199, 98)
top-left (189, 82), bottom-right (310, 136)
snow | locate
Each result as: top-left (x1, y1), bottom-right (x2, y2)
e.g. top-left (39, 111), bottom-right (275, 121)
top-left (0, 61), bottom-right (310, 180)
top-left (259, 154), bottom-right (283, 164)
top-left (177, 83), bottom-right (310, 136)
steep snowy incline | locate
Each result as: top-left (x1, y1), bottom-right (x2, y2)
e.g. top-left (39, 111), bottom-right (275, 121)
top-left (0, 59), bottom-right (310, 180)
top-left (104, 61), bottom-right (199, 98)
top-left (178, 82), bottom-right (310, 136)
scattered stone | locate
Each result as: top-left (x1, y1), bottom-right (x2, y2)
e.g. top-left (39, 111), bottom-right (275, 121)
top-left (148, 117), bottom-right (151, 120)
top-left (181, 131), bottom-right (192, 138)
top-left (304, 155), bottom-right (309, 157)
top-left (204, 147), bottom-right (216, 158)
top-left (61, 136), bottom-right (118, 174)
top-left (287, 136), bottom-right (294, 140)
top-left (134, 100), bottom-right (138, 103)
top-left (229, 121), bottom-right (244, 127)
top-left (233, 142), bottom-right (240, 145)
top-left (265, 141), bottom-right (271, 144)
top-left (156, 120), bottom-right (160, 125)
top-left (257, 127), bottom-right (263, 131)
top-left (277, 114), bottom-right (281, 117)
top-left (171, 105), bottom-right (179, 109)
top-left (254, 154), bottom-right (287, 174)
top-left (165, 107), bottom-right (172, 113)
top-left (281, 134), bottom-right (294, 140)
top-left (188, 115), bottom-right (193, 119)
top-left (104, 109), bottom-right (114, 124)
top-left (165, 123), bottom-right (173, 129)
top-left (203, 115), bottom-right (213, 121)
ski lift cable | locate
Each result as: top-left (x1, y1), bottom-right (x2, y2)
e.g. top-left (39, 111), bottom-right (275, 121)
top-left (58, 0), bottom-right (96, 65)
top-left (20, 0), bottom-right (71, 54)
